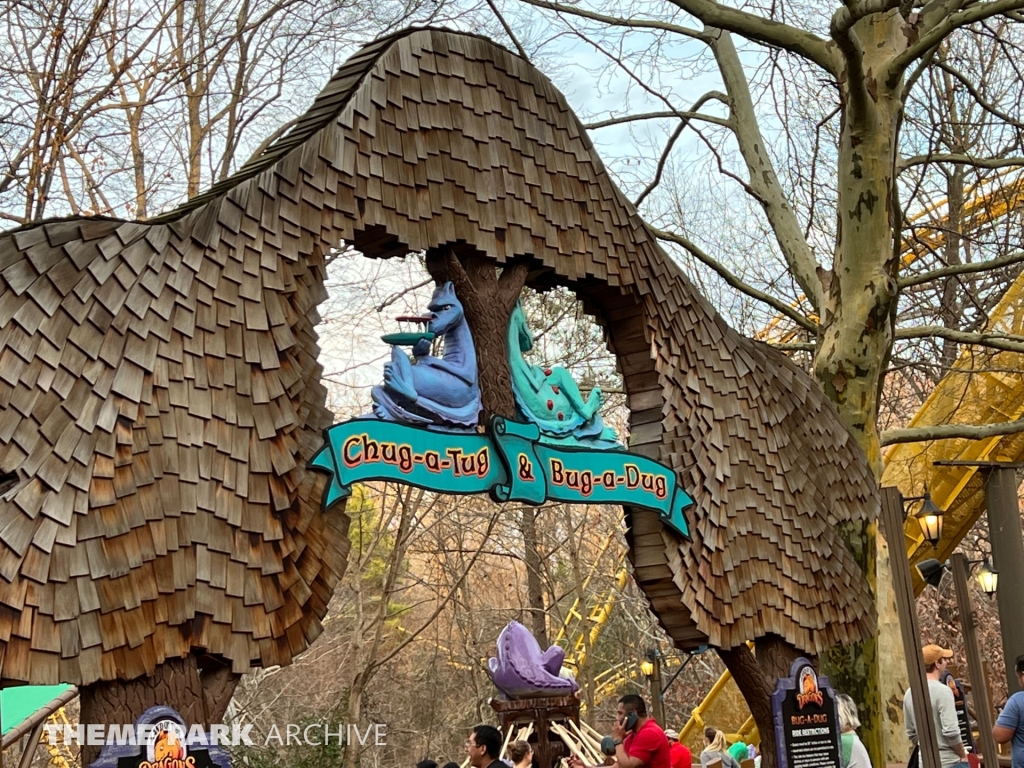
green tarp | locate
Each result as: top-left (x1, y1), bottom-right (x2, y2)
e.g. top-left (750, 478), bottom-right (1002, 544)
top-left (2, 685), bottom-right (73, 736)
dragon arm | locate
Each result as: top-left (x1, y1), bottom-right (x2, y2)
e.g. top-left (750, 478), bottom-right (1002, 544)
top-left (418, 357), bottom-right (477, 386)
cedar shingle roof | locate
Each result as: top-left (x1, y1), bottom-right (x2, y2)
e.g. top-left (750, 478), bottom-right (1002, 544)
top-left (0, 27), bottom-right (875, 686)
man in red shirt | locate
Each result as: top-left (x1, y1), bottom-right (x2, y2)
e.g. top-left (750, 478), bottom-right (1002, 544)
top-left (665, 729), bottom-right (692, 768)
top-left (570, 694), bottom-right (671, 768)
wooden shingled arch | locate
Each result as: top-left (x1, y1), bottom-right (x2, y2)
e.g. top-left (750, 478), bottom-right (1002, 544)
top-left (0, 25), bottom-right (877, 754)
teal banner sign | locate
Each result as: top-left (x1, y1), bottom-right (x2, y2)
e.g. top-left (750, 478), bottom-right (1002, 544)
top-left (310, 417), bottom-right (692, 537)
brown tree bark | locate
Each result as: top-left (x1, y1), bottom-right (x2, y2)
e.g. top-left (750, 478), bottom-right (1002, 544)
top-left (79, 653), bottom-right (238, 766)
top-left (718, 636), bottom-right (803, 768)
top-left (425, 245), bottom-right (529, 422)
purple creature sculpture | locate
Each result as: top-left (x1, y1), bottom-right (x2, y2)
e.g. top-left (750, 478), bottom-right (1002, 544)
top-left (371, 281), bottom-right (482, 429)
top-left (488, 621), bottom-right (580, 699)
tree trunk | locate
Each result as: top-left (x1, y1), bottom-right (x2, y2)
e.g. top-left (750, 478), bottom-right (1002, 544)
top-left (426, 247), bottom-right (550, 641)
top-left (521, 505), bottom-right (549, 647)
top-left (79, 654), bottom-right (238, 767)
top-left (718, 636), bottom-right (802, 768)
top-left (813, 13), bottom-right (907, 766)
top-left (425, 246), bottom-right (528, 422)
top-left (343, 671), bottom-right (367, 768)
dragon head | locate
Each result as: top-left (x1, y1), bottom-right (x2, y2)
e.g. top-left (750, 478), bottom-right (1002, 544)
top-left (427, 282), bottom-right (465, 335)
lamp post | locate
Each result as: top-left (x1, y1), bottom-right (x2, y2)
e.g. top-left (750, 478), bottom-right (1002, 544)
top-left (950, 554), bottom-right (1000, 768)
top-left (934, 459), bottom-right (1024, 695)
top-left (642, 648), bottom-right (666, 726)
top-left (883, 487), bottom-right (943, 768)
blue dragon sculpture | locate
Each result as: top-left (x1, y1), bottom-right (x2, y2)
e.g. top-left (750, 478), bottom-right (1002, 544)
top-left (488, 621), bottom-right (579, 699)
top-left (371, 282), bottom-right (481, 429)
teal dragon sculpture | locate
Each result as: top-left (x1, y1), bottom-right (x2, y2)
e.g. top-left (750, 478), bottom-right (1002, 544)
top-left (508, 301), bottom-right (619, 448)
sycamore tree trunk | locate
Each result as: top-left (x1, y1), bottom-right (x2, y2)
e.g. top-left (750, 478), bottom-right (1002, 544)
top-left (703, 23), bottom-right (908, 766)
top-left (812, 11), bottom-right (907, 767)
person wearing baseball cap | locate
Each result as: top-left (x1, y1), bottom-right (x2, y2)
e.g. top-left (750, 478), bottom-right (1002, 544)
top-left (903, 644), bottom-right (970, 767)
top-left (664, 729), bottom-right (691, 768)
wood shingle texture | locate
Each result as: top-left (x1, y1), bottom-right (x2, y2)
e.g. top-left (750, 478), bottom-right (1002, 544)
top-left (0, 27), bottom-right (877, 686)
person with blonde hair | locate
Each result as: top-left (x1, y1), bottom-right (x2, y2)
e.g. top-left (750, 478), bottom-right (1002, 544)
top-left (700, 728), bottom-right (740, 768)
top-left (837, 694), bottom-right (872, 768)
top-left (508, 740), bottom-right (533, 768)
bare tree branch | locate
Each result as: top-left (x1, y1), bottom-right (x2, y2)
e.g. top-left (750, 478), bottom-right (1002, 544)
top-left (769, 341), bottom-right (817, 351)
top-left (829, 5), bottom-right (872, 115)
top-left (889, 0), bottom-right (1024, 80)
top-left (895, 325), bottom-right (1024, 354)
top-left (931, 60), bottom-right (1024, 130)
top-left (882, 418), bottom-right (1024, 445)
top-left (666, 0), bottom-right (836, 72)
top-left (634, 92), bottom-right (725, 208)
top-left (635, 119), bottom-right (686, 208)
top-left (900, 153), bottom-right (1024, 171)
top-left (484, 0), bottom-right (530, 59)
top-left (710, 29), bottom-right (824, 312)
top-left (650, 226), bottom-right (818, 332)
top-left (513, 0), bottom-right (708, 40)
top-left (832, 0), bottom-right (901, 33)
top-left (584, 106), bottom-right (729, 130)
top-left (899, 249), bottom-right (1024, 288)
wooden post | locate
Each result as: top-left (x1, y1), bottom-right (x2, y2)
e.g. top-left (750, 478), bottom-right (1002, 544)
top-left (651, 653), bottom-right (666, 727)
top-left (880, 487), bottom-right (943, 768)
top-left (951, 553), bottom-right (1000, 766)
top-left (985, 467), bottom-right (1024, 697)
top-left (16, 722), bottom-right (45, 768)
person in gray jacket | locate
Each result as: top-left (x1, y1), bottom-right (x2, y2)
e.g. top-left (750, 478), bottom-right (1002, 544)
top-left (903, 644), bottom-right (970, 768)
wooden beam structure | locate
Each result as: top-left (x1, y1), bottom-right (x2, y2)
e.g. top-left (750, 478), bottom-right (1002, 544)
top-left (880, 487), bottom-right (942, 768)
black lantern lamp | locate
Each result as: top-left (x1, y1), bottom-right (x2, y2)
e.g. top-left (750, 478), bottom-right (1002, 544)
top-left (916, 556), bottom-right (998, 596)
top-left (976, 559), bottom-right (999, 596)
top-left (917, 557), bottom-right (946, 588)
top-left (913, 490), bottom-right (944, 546)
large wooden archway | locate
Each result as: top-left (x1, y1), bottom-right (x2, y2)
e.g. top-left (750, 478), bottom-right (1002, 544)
top-left (0, 26), bottom-right (877, 764)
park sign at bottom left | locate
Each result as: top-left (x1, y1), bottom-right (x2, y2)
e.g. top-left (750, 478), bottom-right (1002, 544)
top-left (88, 706), bottom-right (231, 768)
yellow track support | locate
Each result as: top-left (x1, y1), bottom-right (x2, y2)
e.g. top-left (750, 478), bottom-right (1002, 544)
top-left (552, 534), bottom-right (619, 650)
top-left (43, 708), bottom-right (76, 767)
top-left (884, 263), bottom-right (1024, 586)
top-left (563, 567), bottom-right (629, 672)
top-left (677, 643), bottom-right (757, 753)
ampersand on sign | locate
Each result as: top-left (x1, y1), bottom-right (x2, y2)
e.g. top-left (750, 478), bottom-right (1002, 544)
top-left (517, 453), bottom-right (536, 481)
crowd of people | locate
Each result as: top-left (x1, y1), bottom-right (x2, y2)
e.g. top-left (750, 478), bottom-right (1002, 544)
top-left (413, 694), bottom-right (769, 768)
top-left (412, 641), bottom-right (1024, 768)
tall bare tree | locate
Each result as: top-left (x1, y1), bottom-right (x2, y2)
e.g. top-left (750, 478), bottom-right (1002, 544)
top-left (467, 0), bottom-right (1024, 762)
top-left (0, 0), bottom-right (438, 223)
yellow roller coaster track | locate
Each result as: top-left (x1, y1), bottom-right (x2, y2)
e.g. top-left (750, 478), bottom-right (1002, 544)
top-left (755, 169), bottom-right (1024, 346)
top-left (683, 171), bottom-right (1024, 747)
